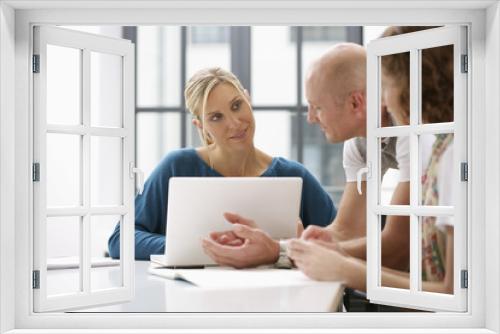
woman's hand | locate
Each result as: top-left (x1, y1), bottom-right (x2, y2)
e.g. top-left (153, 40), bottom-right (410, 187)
top-left (287, 239), bottom-right (347, 282)
top-left (208, 230), bottom-right (244, 246)
top-left (201, 212), bottom-right (280, 268)
top-left (208, 212), bottom-right (258, 247)
top-left (202, 223), bottom-right (279, 268)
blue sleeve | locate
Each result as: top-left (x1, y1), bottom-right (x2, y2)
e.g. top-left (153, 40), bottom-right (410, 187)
top-left (299, 169), bottom-right (337, 228)
top-left (108, 155), bottom-right (174, 260)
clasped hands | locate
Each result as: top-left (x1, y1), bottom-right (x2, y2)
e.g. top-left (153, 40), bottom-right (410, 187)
top-left (202, 213), bottom-right (348, 281)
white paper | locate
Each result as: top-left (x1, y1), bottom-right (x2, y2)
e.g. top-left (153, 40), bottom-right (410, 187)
top-left (148, 264), bottom-right (337, 289)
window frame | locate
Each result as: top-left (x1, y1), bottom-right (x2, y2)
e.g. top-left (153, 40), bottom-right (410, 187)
top-left (1, 1), bottom-right (498, 333)
top-left (365, 26), bottom-right (468, 312)
top-left (32, 25), bottom-right (136, 312)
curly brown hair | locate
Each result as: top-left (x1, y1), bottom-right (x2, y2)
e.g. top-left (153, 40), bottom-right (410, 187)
top-left (380, 26), bottom-right (454, 124)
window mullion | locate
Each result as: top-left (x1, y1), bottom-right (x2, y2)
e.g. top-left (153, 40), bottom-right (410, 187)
top-left (230, 26), bottom-right (251, 93)
top-left (180, 27), bottom-right (187, 148)
top-left (346, 26), bottom-right (363, 44)
top-left (296, 26), bottom-right (303, 163)
top-left (409, 48), bottom-right (420, 293)
top-left (409, 214), bottom-right (420, 291)
top-left (81, 48), bottom-right (91, 294)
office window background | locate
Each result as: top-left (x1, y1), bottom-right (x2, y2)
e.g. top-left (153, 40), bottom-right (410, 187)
top-left (129, 26), bottom-right (364, 205)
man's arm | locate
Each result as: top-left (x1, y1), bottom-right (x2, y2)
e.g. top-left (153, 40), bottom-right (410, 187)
top-left (327, 182), bottom-right (367, 241)
top-left (338, 181), bottom-right (410, 270)
top-left (301, 181), bottom-right (366, 243)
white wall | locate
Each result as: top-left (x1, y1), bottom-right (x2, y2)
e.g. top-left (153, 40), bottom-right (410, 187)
top-left (0, 3), bottom-right (16, 332)
top-left (485, 3), bottom-right (500, 332)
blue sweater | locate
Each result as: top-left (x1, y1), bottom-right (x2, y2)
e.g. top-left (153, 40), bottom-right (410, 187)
top-left (108, 148), bottom-right (337, 260)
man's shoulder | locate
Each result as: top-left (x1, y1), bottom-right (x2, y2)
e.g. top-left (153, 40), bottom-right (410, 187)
top-left (343, 137), bottom-right (366, 163)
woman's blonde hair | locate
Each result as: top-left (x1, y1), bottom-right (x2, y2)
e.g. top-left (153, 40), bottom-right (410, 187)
top-left (184, 67), bottom-right (250, 145)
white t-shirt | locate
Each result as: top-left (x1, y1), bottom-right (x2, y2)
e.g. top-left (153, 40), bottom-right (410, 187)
top-left (342, 136), bottom-right (410, 182)
top-left (420, 135), bottom-right (454, 228)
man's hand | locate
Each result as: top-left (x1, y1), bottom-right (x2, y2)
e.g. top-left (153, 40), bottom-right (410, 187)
top-left (296, 219), bottom-right (304, 238)
top-left (287, 239), bottom-right (347, 281)
top-left (301, 225), bottom-right (334, 242)
top-left (201, 212), bottom-right (279, 268)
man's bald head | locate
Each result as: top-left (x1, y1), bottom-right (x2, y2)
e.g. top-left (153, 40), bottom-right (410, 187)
top-left (305, 43), bottom-right (368, 142)
top-left (307, 43), bottom-right (366, 104)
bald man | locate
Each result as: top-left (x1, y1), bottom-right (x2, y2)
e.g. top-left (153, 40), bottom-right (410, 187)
top-left (202, 43), bottom-right (410, 271)
top-left (301, 43), bottom-right (410, 271)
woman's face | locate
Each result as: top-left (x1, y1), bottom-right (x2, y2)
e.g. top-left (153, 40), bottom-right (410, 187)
top-left (200, 83), bottom-right (255, 151)
top-left (381, 74), bottom-right (410, 126)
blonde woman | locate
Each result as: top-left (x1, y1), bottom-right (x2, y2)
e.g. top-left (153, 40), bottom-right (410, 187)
top-left (108, 67), bottom-right (337, 262)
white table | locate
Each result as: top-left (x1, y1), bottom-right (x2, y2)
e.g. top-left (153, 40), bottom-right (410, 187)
top-left (50, 261), bottom-right (344, 312)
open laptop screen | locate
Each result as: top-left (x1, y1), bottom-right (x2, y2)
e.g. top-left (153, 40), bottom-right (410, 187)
top-left (155, 177), bottom-right (302, 267)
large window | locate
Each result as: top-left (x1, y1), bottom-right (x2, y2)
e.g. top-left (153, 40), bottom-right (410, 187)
top-left (132, 26), bottom-right (362, 204)
top-left (30, 24), bottom-right (469, 315)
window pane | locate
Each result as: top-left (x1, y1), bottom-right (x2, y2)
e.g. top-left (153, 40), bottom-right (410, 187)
top-left (302, 117), bottom-right (344, 205)
top-left (191, 27), bottom-right (229, 44)
top-left (136, 112), bottom-right (181, 180)
top-left (380, 215), bottom-right (410, 289)
top-left (91, 52), bottom-right (123, 128)
top-left (91, 136), bottom-right (123, 206)
top-left (380, 52), bottom-right (410, 127)
top-left (363, 26), bottom-right (389, 47)
top-left (420, 133), bottom-right (454, 206)
top-left (251, 26), bottom-right (296, 106)
top-left (46, 133), bottom-right (81, 207)
top-left (46, 216), bottom-right (81, 296)
top-left (46, 45), bottom-right (81, 125)
top-left (253, 111), bottom-right (292, 159)
top-left (379, 136), bottom-right (409, 206)
top-left (292, 26), bottom-right (348, 43)
top-left (421, 216), bottom-right (453, 295)
top-left (137, 26), bottom-right (181, 107)
top-left (421, 45), bottom-right (454, 124)
top-left (60, 26), bottom-right (122, 38)
top-left (91, 215), bottom-right (122, 291)
top-left (187, 26), bottom-right (230, 80)
top-left (186, 116), bottom-right (203, 148)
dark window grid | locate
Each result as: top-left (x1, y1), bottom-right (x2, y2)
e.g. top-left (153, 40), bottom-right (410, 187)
top-left (131, 26), bottom-right (361, 187)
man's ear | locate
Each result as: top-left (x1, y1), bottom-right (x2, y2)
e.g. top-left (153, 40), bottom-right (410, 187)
top-left (192, 118), bottom-right (202, 129)
top-left (350, 91), bottom-right (366, 119)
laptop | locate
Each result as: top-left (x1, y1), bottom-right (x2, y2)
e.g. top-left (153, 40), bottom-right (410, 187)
top-left (150, 177), bottom-right (302, 268)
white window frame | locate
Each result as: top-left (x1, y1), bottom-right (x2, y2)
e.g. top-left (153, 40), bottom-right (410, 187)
top-left (365, 26), bottom-right (468, 312)
top-left (32, 25), bottom-right (136, 312)
top-left (0, 1), bottom-right (498, 333)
